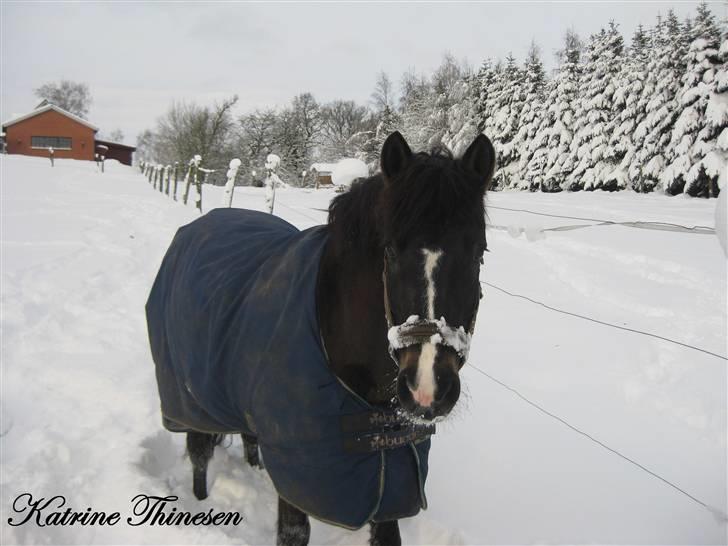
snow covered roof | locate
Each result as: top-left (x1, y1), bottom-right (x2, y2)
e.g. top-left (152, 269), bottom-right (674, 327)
top-left (2, 104), bottom-right (98, 131)
top-left (95, 138), bottom-right (136, 151)
top-left (310, 162), bottom-right (337, 174)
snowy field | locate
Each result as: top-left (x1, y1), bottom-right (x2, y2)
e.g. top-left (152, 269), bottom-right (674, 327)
top-left (1, 156), bottom-right (726, 545)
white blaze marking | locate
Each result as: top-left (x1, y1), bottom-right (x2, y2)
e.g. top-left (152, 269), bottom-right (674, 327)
top-left (412, 248), bottom-right (443, 407)
top-left (422, 248), bottom-right (442, 320)
top-left (414, 342), bottom-right (437, 407)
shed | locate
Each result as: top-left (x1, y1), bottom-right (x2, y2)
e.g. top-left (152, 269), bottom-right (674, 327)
top-left (309, 163), bottom-right (336, 188)
top-left (96, 139), bottom-right (135, 166)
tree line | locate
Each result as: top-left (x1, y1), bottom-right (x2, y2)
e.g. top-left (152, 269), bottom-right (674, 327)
top-left (138, 2), bottom-right (726, 196)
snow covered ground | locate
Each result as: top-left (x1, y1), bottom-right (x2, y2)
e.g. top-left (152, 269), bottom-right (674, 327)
top-left (1, 156), bottom-right (725, 545)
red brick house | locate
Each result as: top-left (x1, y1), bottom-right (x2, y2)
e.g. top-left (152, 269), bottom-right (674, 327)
top-left (2, 103), bottom-right (135, 165)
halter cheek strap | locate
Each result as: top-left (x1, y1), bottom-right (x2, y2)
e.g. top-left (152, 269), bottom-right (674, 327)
top-left (382, 254), bottom-right (479, 367)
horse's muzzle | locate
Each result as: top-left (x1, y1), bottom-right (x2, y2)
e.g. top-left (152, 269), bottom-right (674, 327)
top-left (395, 345), bottom-right (461, 421)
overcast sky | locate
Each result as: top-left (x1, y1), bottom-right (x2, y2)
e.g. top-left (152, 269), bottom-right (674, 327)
top-left (1, 1), bottom-right (722, 145)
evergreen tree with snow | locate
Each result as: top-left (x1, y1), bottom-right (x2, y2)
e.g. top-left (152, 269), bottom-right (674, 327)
top-left (662, 2), bottom-right (726, 196)
top-left (491, 53), bottom-right (526, 189)
top-left (535, 29), bottom-right (582, 192)
top-left (629, 12), bottom-right (689, 192)
top-left (512, 41), bottom-right (548, 190)
top-left (565, 23), bottom-right (624, 191)
top-left (601, 23), bottom-right (651, 191)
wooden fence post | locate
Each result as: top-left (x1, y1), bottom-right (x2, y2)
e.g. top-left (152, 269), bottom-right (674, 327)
top-left (165, 165), bottom-right (171, 195)
top-left (222, 158), bottom-right (242, 207)
top-left (172, 162), bottom-right (179, 201)
top-left (182, 159), bottom-right (194, 205)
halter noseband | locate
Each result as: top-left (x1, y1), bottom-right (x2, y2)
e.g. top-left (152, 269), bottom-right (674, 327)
top-left (382, 249), bottom-right (479, 368)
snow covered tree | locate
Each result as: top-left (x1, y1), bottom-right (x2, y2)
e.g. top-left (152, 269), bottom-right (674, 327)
top-left (511, 41), bottom-right (548, 190)
top-left (426, 53), bottom-right (469, 148)
top-left (441, 74), bottom-right (479, 156)
top-left (532, 28), bottom-right (582, 192)
top-left (662, 3), bottom-right (726, 196)
top-left (491, 54), bottom-right (526, 189)
top-left (629, 12), bottom-right (689, 192)
top-left (601, 23), bottom-right (650, 191)
top-left (399, 69), bottom-right (434, 150)
top-left (565, 23), bottom-right (624, 191)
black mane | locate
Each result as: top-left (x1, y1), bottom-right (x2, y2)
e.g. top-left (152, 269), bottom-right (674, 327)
top-left (327, 146), bottom-right (486, 253)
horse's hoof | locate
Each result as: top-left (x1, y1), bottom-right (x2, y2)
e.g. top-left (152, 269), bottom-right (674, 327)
top-left (193, 469), bottom-right (208, 500)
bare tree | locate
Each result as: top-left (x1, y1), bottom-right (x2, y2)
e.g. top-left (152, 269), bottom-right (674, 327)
top-left (108, 129), bottom-right (125, 143)
top-left (370, 71), bottom-right (395, 113)
top-left (34, 80), bottom-right (92, 118)
top-left (431, 52), bottom-right (468, 97)
top-left (320, 100), bottom-right (371, 159)
top-left (239, 109), bottom-right (278, 167)
top-left (292, 92), bottom-right (321, 151)
top-left (135, 129), bottom-right (156, 163)
top-left (153, 96), bottom-right (238, 167)
top-left (555, 28), bottom-right (583, 68)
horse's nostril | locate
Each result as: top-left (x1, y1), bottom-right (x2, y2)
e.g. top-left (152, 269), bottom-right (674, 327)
top-left (435, 373), bottom-right (454, 403)
top-left (400, 366), bottom-right (417, 391)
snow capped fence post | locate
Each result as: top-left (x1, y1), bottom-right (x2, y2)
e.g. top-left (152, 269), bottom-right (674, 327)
top-left (189, 155), bottom-right (203, 212)
top-left (264, 153), bottom-right (282, 214)
top-left (222, 158), bottom-right (242, 208)
top-left (182, 157), bottom-right (196, 205)
top-left (148, 164), bottom-right (153, 184)
top-left (48, 147), bottom-right (54, 167)
top-left (172, 162), bottom-right (179, 201)
top-left (158, 164), bottom-right (164, 192)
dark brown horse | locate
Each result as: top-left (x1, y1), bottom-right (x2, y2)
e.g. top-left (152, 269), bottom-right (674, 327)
top-left (180, 131), bottom-right (495, 545)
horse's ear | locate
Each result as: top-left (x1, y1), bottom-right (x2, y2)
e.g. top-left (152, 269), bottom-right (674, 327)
top-left (381, 131), bottom-right (412, 180)
top-left (461, 134), bottom-right (496, 190)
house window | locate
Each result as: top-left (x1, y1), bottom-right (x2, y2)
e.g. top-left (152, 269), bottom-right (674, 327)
top-left (31, 136), bottom-right (72, 150)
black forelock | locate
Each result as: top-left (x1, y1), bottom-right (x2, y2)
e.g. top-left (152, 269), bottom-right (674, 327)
top-left (327, 146), bottom-right (486, 253)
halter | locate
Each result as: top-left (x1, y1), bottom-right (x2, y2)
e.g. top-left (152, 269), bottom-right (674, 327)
top-left (382, 249), bottom-right (479, 368)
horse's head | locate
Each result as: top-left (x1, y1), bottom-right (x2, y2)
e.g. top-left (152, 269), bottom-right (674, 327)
top-left (379, 131), bottom-right (495, 422)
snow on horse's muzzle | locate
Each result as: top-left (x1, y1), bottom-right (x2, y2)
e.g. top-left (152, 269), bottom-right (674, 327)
top-left (386, 316), bottom-right (473, 369)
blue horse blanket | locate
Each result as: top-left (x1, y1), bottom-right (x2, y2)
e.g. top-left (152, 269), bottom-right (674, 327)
top-left (146, 208), bottom-right (430, 529)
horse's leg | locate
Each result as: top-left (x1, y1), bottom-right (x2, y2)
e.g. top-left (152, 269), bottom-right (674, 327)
top-left (241, 433), bottom-right (260, 468)
top-left (186, 431), bottom-right (218, 500)
top-left (277, 496), bottom-right (310, 546)
top-left (370, 520), bottom-right (401, 546)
